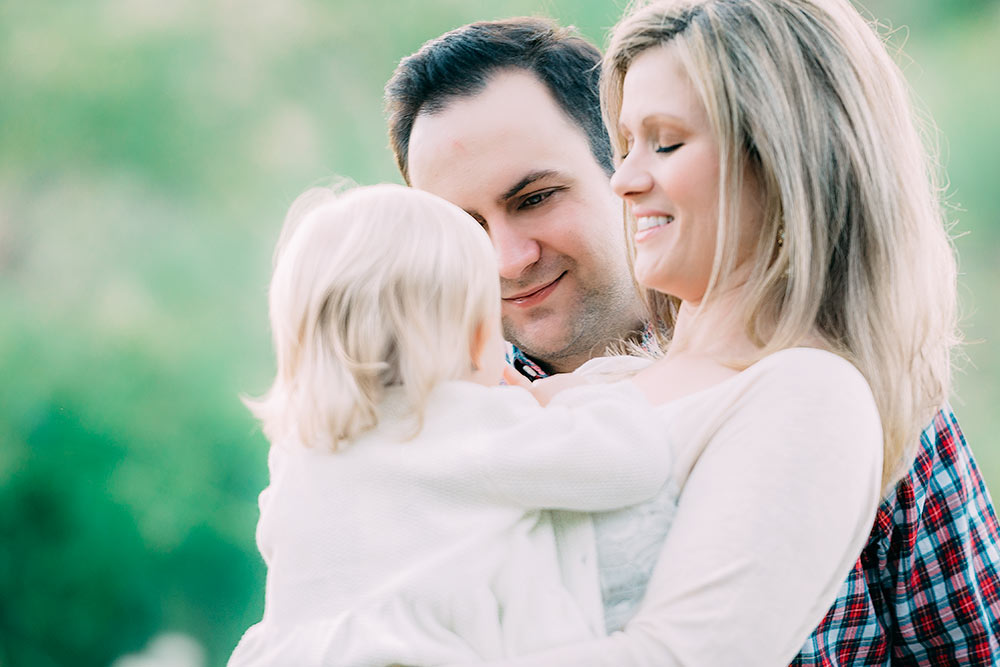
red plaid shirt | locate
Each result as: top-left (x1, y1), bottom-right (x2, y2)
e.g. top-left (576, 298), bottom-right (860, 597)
top-left (792, 409), bottom-right (1000, 665)
top-left (510, 347), bottom-right (1000, 664)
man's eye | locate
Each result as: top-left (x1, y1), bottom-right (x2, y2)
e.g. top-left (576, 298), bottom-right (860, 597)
top-left (656, 143), bottom-right (683, 154)
top-left (521, 190), bottom-right (554, 208)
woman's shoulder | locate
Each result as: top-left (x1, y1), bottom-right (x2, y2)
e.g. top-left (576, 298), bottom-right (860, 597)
top-left (747, 347), bottom-right (863, 379)
top-left (651, 345), bottom-right (883, 504)
top-left (742, 347), bottom-right (873, 401)
top-left (728, 347), bottom-right (882, 454)
top-left (661, 345), bottom-right (881, 451)
top-left (636, 346), bottom-right (869, 410)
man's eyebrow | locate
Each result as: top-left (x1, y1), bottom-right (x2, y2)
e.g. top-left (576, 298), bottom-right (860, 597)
top-left (499, 169), bottom-right (560, 204)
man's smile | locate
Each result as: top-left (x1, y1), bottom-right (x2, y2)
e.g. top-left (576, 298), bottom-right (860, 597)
top-left (503, 272), bottom-right (566, 307)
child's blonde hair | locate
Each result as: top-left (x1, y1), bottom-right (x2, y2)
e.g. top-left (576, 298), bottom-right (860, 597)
top-left (247, 183), bottom-right (500, 450)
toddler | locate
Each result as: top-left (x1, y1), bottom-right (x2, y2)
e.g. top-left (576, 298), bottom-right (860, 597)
top-left (228, 184), bottom-right (674, 666)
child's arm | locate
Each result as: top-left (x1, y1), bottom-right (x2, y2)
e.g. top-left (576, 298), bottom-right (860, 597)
top-left (476, 381), bottom-right (673, 512)
top-left (229, 594), bottom-right (488, 666)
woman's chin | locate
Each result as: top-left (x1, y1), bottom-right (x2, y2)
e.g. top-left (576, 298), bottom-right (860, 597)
top-left (634, 267), bottom-right (669, 295)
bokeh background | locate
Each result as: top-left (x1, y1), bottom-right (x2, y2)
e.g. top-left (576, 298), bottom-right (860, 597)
top-left (1, 1), bottom-right (997, 665)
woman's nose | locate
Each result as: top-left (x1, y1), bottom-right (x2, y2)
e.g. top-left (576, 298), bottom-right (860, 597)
top-left (610, 153), bottom-right (654, 200)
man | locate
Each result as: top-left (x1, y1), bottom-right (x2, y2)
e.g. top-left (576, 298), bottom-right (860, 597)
top-left (384, 16), bottom-right (1000, 663)
top-left (385, 19), bottom-right (647, 378)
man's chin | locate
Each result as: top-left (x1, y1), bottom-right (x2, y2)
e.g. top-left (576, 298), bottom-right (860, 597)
top-left (503, 318), bottom-right (576, 365)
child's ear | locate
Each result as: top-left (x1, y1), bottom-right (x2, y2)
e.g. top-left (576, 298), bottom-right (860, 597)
top-left (469, 320), bottom-right (488, 371)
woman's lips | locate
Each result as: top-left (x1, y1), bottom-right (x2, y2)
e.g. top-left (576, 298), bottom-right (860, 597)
top-left (503, 273), bottom-right (565, 308)
top-left (634, 214), bottom-right (674, 244)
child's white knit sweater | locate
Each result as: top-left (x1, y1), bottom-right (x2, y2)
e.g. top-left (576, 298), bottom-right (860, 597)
top-left (229, 379), bottom-right (672, 666)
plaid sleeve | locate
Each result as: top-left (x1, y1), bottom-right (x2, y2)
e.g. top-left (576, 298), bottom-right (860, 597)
top-left (793, 408), bottom-right (1000, 665)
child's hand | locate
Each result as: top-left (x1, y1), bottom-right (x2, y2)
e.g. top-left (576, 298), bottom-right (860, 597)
top-left (528, 373), bottom-right (590, 405)
top-left (502, 364), bottom-right (534, 390)
top-left (503, 365), bottom-right (589, 406)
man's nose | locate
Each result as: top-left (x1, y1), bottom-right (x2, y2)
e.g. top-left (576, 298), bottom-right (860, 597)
top-left (489, 218), bottom-right (541, 280)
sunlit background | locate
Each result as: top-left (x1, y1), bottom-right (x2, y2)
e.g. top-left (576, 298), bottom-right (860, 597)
top-left (1, 1), bottom-right (997, 665)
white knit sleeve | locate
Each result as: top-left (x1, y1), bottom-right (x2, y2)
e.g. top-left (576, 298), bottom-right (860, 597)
top-left (228, 597), bottom-right (484, 667)
top-left (478, 381), bottom-right (674, 512)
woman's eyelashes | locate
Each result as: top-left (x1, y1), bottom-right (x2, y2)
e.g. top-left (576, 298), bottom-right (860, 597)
top-left (656, 142), bottom-right (683, 154)
top-left (618, 138), bottom-right (682, 159)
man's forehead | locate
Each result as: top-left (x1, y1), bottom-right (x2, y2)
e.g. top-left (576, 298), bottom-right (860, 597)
top-left (407, 75), bottom-right (587, 208)
top-left (420, 68), bottom-right (557, 121)
top-left (410, 77), bottom-right (561, 145)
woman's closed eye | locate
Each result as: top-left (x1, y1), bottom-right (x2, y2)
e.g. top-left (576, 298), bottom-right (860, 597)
top-left (656, 142), bottom-right (683, 154)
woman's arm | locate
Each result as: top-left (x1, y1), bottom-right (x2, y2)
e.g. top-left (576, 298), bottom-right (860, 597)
top-left (456, 350), bottom-right (884, 666)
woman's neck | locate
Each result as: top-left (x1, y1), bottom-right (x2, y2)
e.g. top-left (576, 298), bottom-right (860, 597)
top-left (667, 288), bottom-right (760, 362)
top-left (667, 283), bottom-right (826, 362)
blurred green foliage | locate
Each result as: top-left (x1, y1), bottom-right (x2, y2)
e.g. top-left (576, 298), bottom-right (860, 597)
top-left (1, 1), bottom-right (997, 665)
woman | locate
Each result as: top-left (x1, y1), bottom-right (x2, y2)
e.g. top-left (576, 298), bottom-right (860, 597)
top-left (487, 0), bottom-right (958, 663)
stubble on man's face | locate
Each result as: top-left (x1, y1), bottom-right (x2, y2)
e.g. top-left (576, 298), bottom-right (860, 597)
top-left (502, 252), bottom-right (642, 373)
top-left (406, 70), bottom-right (645, 372)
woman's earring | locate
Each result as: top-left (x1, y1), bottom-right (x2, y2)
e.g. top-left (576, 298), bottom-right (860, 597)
top-left (777, 225), bottom-right (790, 279)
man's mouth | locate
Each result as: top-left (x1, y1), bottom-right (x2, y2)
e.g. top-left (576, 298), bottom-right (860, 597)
top-left (503, 272), bottom-right (566, 307)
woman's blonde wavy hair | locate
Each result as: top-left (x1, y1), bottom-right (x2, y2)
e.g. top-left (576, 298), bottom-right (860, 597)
top-left (603, 0), bottom-right (960, 494)
top-left (246, 183), bottom-right (500, 451)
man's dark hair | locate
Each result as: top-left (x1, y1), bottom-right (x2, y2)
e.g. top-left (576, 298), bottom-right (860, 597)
top-left (385, 17), bottom-right (614, 182)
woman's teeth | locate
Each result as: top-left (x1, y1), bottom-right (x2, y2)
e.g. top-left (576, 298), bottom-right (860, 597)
top-left (636, 215), bottom-right (674, 232)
